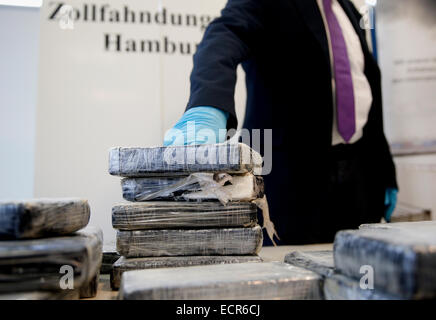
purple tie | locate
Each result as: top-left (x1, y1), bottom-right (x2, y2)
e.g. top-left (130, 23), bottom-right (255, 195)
top-left (323, 0), bottom-right (356, 142)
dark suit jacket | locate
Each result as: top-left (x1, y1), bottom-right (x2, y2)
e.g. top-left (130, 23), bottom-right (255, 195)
top-left (186, 0), bottom-right (397, 244)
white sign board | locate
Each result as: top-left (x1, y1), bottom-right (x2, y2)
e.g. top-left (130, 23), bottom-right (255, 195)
top-left (35, 0), bottom-right (246, 248)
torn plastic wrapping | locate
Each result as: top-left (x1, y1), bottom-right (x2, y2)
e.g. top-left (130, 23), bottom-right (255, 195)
top-left (121, 173), bottom-right (264, 204)
top-left (0, 198), bottom-right (90, 239)
top-left (116, 226), bottom-right (263, 258)
top-left (108, 143), bottom-right (263, 177)
top-left (111, 255), bottom-right (263, 290)
top-left (79, 272), bottom-right (100, 299)
top-left (283, 250), bottom-right (400, 300)
top-left (119, 262), bottom-right (323, 300)
top-left (253, 195), bottom-right (279, 246)
top-left (112, 201), bottom-right (258, 230)
top-left (334, 221), bottom-right (436, 299)
top-left (284, 251), bottom-right (335, 278)
top-left (0, 227), bottom-right (103, 293)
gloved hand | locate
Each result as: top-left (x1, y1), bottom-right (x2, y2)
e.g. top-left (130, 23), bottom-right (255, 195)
top-left (164, 106), bottom-right (229, 146)
top-left (384, 188), bottom-right (398, 223)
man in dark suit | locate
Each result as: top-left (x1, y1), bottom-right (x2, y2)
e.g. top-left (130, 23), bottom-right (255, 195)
top-left (164, 0), bottom-right (398, 244)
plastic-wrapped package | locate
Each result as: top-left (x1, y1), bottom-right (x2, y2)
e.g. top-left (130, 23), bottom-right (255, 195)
top-left (79, 272), bottom-right (100, 298)
top-left (323, 274), bottom-right (400, 300)
top-left (109, 143), bottom-right (263, 177)
top-left (0, 227), bottom-right (103, 296)
top-left (284, 251), bottom-right (335, 277)
top-left (111, 255), bottom-right (263, 290)
top-left (112, 201), bottom-right (258, 230)
top-left (0, 290), bottom-right (80, 300)
top-left (121, 173), bottom-right (264, 203)
top-left (334, 221), bottom-right (436, 299)
top-left (359, 220), bottom-right (436, 232)
top-left (0, 198), bottom-right (90, 239)
top-left (283, 251), bottom-right (400, 300)
top-left (118, 262), bottom-right (322, 300)
top-left (101, 251), bottom-right (121, 274)
top-left (117, 226), bottom-right (263, 258)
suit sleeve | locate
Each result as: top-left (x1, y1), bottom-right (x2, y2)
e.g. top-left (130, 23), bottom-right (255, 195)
top-left (186, 0), bottom-right (267, 130)
top-left (347, 1), bottom-right (398, 190)
top-left (370, 83), bottom-right (399, 190)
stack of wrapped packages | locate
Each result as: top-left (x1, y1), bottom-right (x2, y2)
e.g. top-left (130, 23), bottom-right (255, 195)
top-left (109, 144), bottom-right (325, 300)
top-left (0, 199), bottom-right (103, 300)
top-left (110, 144), bottom-right (325, 300)
top-left (285, 221), bottom-right (436, 300)
top-left (108, 143), bottom-right (274, 290)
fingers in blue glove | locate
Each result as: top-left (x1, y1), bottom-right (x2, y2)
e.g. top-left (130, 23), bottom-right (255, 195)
top-left (164, 106), bottom-right (229, 146)
top-left (384, 188), bottom-right (398, 223)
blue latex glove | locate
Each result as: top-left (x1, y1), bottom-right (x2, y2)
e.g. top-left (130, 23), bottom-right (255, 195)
top-left (164, 106), bottom-right (229, 146)
top-left (384, 188), bottom-right (398, 222)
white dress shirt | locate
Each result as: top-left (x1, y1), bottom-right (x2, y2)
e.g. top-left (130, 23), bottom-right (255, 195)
top-left (317, 0), bottom-right (373, 145)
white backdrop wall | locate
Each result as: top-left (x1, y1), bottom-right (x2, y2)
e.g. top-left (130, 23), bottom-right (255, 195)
top-left (0, 6), bottom-right (39, 200)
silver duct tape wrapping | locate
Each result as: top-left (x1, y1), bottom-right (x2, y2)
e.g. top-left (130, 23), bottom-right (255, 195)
top-left (120, 173), bottom-right (264, 202)
top-left (0, 227), bottom-right (103, 297)
top-left (284, 251), bottom-right (335, 278)
top-left (359, 220), bottom-right (436, 232)
top-left (118, 262), bottom-right (323, 300)
top-left (334, 221), bottom-right (436, 299)
top-left (0, 198), bottom-right (90, 239)
top-left (111, 255), bottom-right (263, 290)
top-left (108, 143), bottom-right (263, 177)
top-left (112, 201), bottom-right (258, 230)
top-left (116, 226), bottom-right (263, 258)
top-left (323, 274), bottom-right (401, 300)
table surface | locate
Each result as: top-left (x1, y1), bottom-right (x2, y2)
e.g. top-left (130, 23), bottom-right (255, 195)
top-left (87, 243), bottom-right (333, 300)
